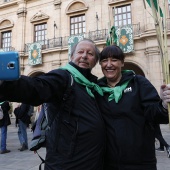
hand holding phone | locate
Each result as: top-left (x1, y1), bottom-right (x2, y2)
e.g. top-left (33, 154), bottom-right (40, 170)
top-left (0, 51), bottom-right (20, 80)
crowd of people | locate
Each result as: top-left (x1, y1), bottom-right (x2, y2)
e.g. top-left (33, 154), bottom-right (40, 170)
top-left (0, 39), bottom-right (170, 170)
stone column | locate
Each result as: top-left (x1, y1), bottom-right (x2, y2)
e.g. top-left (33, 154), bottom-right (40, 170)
top-left (16, 0), bottom-right (27, 54)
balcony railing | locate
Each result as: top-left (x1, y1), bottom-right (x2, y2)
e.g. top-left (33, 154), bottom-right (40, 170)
top-left (24, 29), bottom-right (109, 52)
top-left (132, 23), bottom-right (141, 36)
top-left (87, 29), bottom-right (108, 41)
top-left (24, 24), bottom-right (141, 53)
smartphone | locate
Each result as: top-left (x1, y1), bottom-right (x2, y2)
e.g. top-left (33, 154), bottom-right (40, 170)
top-left (0, 51), bottom-right (20, 80)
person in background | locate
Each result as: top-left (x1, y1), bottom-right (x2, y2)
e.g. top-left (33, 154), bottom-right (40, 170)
top-left (8, 102), bottom-right (13, 117)
top-left (154, 123), bottom-right (170, 157)
top-left (95, 45), bottom-right (170, 170)
top-left (0, 39), bottom-right (105, 170)
top-left (14, 103), bottom-right (31, 151)
top-left (0, 101), bottom-right (11, 154)
top-left (34, 105), bottom-right (42, 123)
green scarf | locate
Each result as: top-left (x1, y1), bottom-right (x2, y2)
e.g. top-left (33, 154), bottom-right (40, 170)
top-left (60, 63), bottom-right (103, 98)
top-left (101, 80), bottom-right (130, 103)
top-left (0, 101), bottom-right (4, 105)
top-left (101, 70), bottom-right (133, 103)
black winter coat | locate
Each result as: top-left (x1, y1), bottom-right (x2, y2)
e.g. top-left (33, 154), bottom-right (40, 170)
top-left (0, 62), bottom-right (106, 170)
top-left (96, 71), bottom-right (169, 170)
top-left (14, 103), bottom-right (31, 125)
top-left (0, 101), bottom-right (11, 127)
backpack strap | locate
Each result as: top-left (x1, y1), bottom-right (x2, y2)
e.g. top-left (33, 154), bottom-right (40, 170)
top-left (53, 72), bottom-right (75, 150)
top-left (33, 151), bottom-right (45, 170)
top-left (32, 104), bottom-right (48, 170)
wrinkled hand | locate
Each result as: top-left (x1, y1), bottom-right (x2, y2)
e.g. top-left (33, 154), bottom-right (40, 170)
top-left (160, 84), bottom-right (170, 109)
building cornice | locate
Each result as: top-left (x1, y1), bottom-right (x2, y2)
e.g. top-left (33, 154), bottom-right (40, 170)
top-left (0, 0), bottom-right (18, 9)
top-left (108, 0), bottom-right (133, 6)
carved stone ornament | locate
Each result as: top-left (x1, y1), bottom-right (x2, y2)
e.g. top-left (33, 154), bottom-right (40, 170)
top-left (66, 1), bottom-right (88, 14)
top-left (17, 7), bottom-right (27, 18)
top-left (0, 19), bottom-right (14, 30)
top-left (30, 10), bottom-right (49, 23)
top-left (54, 0), bottom-right (61, 9)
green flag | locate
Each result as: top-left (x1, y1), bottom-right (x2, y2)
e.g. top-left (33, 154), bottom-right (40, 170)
top-left (106, 36), bottom-right (111, 46)
top-left (106, 26), bottom-right (117, 46)
top-left (110, 26), bottom-right (118, 45)
top-left (146, 0), bottom-right (163, 17)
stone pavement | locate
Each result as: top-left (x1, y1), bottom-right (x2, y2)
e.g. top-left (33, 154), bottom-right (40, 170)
top-left (0, 118), bottom-right (170, 170)
top-left (0, 118), bottom-right (45, 170)
top-left (156, 124), bottom-right (170, 170)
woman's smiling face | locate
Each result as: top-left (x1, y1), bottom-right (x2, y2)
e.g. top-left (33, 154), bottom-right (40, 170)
top-left (100, 57), bottom-right (124, 82)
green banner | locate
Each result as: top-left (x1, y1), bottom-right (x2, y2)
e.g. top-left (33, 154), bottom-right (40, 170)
top-left (68, 35), bottom-right (84, 60)
top-left (116, 25), bottom-right (134, 53)
top-left (28, 43), bottom-right (42, 65)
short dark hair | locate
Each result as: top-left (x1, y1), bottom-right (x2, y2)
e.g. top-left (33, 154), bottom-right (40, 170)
top-left (99, 45), bottom-right (125, 62)
top-left (71, 38), bottom-right (100, 62)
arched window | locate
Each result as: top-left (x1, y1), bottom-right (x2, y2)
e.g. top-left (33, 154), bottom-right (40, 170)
top-left (66, 1), bottom-right (88, 36)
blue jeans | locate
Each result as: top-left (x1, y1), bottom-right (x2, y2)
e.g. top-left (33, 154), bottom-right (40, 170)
top-left (18, 120), bottom-right (28, 147)
top-left (1, 125), bottom-right (7, 151)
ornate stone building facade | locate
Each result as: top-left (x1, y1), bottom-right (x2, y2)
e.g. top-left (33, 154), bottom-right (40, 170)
top-left (0, 0), bottom-right (169, 92)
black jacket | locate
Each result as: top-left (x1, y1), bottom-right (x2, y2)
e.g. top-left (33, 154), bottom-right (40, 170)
top-left (0, 62), bottom-right (106, 170)
top-left (0, 101), bottom-right (11, 127)
top-left (96, 71), bottom-right (168, 170)
top-left (14, 103), bottom-right (31, 125)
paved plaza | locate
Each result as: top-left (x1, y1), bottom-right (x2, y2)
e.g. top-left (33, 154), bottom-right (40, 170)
top-left (0, 118), bottom-right (170, 170)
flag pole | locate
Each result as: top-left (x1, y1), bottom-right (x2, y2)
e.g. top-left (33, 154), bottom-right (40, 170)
top-left (162, 0), bottom-right (169, 83)
top-left (146, 0), bottom-right (170, 127)
top-left (162, 0), bottom-right (170, 127)
top-left (156, 0), bottom-right (167, 84)
top-left (149, 0), bottom-right (165, 81)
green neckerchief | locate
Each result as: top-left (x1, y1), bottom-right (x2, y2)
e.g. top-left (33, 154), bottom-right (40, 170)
top-left (101, 70), bottom-right (133, 103)
top-left (0, 101), bottom-right (4, 105)
top-left (101, 80), bottom-right (130, 103)
top-left (60, 63), bottom-right (103, 98)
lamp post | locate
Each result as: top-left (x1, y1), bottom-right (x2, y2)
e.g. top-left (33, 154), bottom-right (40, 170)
top-left (54, 21), bottom-right (57, 39)
top-left (96, 12), bottom-right (99, 36)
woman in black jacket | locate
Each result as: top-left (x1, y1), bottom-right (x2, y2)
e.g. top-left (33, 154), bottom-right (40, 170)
top-left (96, 45), bottom-right (170, 170)
top-left (0, 101), bottom-right (11, 154)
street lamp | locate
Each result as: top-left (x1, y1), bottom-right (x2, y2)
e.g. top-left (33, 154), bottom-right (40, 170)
top-left (54, 21), bottom-right (57, 39)
top-left (96, 12), bottom-right (99, 36)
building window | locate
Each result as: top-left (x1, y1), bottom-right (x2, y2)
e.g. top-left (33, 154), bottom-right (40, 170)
top-left (70, 15), bottom-right (86, 35)
top-left (113, 5), bottom-right (132, 27)
top-left (34, 23), bottom-right (47, 44)
top-left (1, 31), bottom-right (11, 51)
